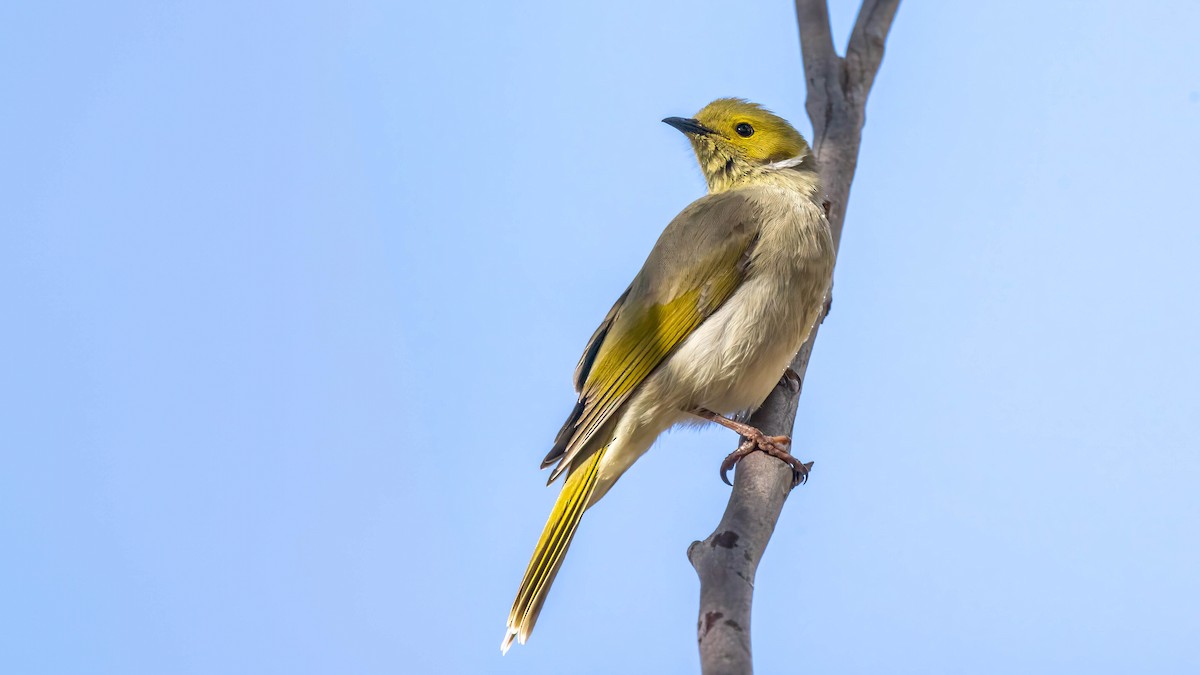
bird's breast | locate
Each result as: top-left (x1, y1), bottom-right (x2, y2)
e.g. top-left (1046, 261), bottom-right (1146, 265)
top-left (658, 189), bottom-right (834, 416)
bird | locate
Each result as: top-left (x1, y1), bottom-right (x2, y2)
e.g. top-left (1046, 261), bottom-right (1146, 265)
top-left (501, 98), bottom-right (835, 654)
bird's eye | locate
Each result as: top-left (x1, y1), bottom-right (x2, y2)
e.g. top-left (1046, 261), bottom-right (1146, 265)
top-left (735, 122), bottom-right (754, 137)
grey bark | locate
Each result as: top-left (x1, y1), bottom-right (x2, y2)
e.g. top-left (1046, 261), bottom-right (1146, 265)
top-left (689, 2), bottom-right (901, 673)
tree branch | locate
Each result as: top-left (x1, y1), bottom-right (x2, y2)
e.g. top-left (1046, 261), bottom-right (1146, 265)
top-left (690, 2), bottom-right (900, 673)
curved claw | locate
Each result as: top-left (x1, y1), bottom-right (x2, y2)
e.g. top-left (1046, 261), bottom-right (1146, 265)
top-left (719, 439), bottom-right (758, 486)
top-left (790, 460), bottom-right (815, 488)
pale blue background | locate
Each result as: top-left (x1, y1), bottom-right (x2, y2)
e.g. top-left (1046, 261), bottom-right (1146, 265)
top-left (3, 1), bottom-right (1199, 673)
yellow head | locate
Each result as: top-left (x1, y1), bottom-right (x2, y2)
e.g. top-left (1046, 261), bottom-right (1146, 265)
top-left (663, 98), bottom-right (811, 192)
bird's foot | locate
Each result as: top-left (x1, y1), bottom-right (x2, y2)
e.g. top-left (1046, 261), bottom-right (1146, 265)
top-left (777, 367), bottom-right (802, 393)
top-left (719, 430), bottom-right (813, 488)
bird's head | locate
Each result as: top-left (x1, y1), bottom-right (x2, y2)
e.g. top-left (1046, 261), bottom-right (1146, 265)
top-left (663, 98), bottom-right (811, 192)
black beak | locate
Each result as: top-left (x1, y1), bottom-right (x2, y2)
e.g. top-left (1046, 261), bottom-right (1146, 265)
top-left (662, 117), bottom-right (716, 136)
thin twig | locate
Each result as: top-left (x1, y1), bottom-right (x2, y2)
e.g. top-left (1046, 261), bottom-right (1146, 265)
top-left (846, 0), bottom-right (902, 104)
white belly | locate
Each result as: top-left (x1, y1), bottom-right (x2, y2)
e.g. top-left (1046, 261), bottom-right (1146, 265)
top-left (658, 271), bottom-right (826, 415)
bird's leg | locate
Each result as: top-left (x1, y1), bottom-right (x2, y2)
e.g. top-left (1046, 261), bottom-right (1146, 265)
top-left (690, 408), bottom-right (814, 488)
top-left (691, 407), bottom-right (783, 439)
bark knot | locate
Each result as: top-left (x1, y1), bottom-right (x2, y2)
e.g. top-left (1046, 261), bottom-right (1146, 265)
top-left (711, 531), bottom-right (740, 549)
top-left (700, 611), bottom-right (725, 640)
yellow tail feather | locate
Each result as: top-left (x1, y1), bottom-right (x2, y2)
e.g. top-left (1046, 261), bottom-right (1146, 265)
top-left (501, 447), bottom-right (607, 654)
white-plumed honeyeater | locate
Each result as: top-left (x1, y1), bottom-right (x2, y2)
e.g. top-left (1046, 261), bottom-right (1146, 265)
top-left (501, 98), bottom-right (835, 653)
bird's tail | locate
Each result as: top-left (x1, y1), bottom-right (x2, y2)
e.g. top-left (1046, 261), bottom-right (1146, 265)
top-left (501, 446), bottom-right (607, 654)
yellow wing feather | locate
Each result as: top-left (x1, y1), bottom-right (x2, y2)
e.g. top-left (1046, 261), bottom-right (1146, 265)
top-left (544, 191), bottom-right (758, 482)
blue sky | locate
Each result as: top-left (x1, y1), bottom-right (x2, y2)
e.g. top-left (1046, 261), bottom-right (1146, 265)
top-left (3, 1), bottom-right (1199, 673)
